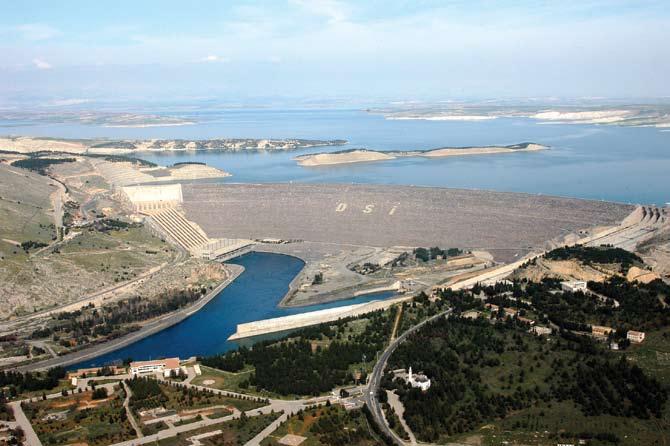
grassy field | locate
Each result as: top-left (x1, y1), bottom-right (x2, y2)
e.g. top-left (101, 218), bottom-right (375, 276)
top-left (192, 364), bottom-right (329, 401)
top-left (624, 326), bottom-right (670, 385)
top-left (18, 379), bottom-right (76, 401)
top-left (130, 378), bottom-right (265, 415)
top-left (191, 365), bottom-right (256, 393)
top-left (260, 405), bottom-right (376, 446)
top-left (156, 413), bottom-right (279, 446)
top-left (0, 164), bottom-right (56, 245)
top-left (465, 401), bottom-right (670, 446)
top-left (1, 225), bottom-right (172, 317)
top-left (24, 387), bottom-right (137, 446)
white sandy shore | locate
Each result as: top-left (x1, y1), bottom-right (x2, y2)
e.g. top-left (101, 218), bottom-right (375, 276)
top-left (531, 110), bottom-right (633, 124)
top-left (103, 122), bottom-right (196, 128)
top-left (295, 149), bottom-right (396, 166)
top-left (295, 144), bottom-right (547, 167)
top-left (421, 143), bottom-right (546, 158)
top-left (387, 115), bottom-right (496, 121)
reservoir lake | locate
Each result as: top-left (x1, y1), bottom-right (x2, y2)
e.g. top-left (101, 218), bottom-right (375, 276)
top-left (5, 108), bottom-right (670, 365)
top-left (3, 108), bottom-right (670, 205)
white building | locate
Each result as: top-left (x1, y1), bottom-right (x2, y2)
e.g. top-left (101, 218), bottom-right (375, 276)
top-left (561, 281), bottom-right (587, 293)
top-left (529, 325), bottom-right (552, 336)
top-left (408, 367), bottom-right (431, 391)
top-left (130, 357), bottom-right (181, 377)
top-left (627, 330), bottom-right (646, 343)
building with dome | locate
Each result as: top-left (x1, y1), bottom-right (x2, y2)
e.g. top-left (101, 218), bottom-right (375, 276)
top-left (408, 366), bottom-right (431, 391)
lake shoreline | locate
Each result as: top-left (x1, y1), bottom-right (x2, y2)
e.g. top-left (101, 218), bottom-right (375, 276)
top-left (294, 143), bottom-right (547, 166)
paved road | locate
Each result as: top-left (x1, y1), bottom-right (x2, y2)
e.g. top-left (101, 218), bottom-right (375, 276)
top-left (387, 390), bottom-right (416, 446)
top-left (364, 308), bottom-right (452, 446)
top-left (122, 381), bottom-right (143, 438)
top-left (8, 401), bottom-right (42, 446)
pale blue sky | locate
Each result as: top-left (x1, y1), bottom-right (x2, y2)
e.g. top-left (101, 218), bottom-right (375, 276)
top-left (1, 0), bottom-right (669, 104)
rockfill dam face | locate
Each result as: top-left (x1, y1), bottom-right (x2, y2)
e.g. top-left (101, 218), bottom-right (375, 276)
top-left (182, 183), bottom-right (633, 262)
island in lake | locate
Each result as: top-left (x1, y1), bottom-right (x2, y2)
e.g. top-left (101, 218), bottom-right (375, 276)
top-left (294, 142), bottom-right (547, 166)
top-left (0, 135), bottom-right (347, 155)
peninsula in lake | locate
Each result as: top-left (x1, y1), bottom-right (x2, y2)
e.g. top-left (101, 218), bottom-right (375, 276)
top-left (294, 142), bottom-right (547, 166)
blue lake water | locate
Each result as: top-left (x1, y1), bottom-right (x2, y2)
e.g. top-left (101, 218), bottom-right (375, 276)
top-left (73, 251), bottom-right (395, 368)
top-left (3, 109), bottom-right (669, 204)
top-left (5, 108), bottom-right (670, 365)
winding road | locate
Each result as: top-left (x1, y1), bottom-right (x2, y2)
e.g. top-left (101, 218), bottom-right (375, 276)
top-left (364, 307), bottom-right (453, 446)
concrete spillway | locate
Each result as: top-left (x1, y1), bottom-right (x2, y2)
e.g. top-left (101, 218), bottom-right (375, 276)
top-left (228, 296), bottom-right (410, 340)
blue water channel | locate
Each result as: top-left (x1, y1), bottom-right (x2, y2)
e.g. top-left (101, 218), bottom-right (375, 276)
top-left (73, 251), bottom-right (395, 368)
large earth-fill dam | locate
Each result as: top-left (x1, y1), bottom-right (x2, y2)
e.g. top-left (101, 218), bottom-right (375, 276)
top-left (182, 183), bottom-right (633, 262)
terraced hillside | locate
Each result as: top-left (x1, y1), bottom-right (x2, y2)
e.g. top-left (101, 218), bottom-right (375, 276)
top-left (182, 183), bottom-right (634, 262)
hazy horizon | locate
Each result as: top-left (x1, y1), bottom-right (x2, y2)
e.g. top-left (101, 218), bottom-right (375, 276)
top-left (2, 0), bottom-right (670, 106)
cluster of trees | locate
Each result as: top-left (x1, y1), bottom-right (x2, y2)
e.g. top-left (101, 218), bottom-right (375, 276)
top-left (470, 276), bottom-right (670, 334)
top-left (548, 353), bottom-right (666, 418)
top-left (350, 262), bottom-right (381, 275)
top-left (21, 240), bottom-right (49, 254)
top-left (202, 309), bottom-right (395, 395)
top-left (0, 397), bottom-right (13, 421)
top-left (0, 367), bottom-right (66, 396)
top-left (413, 247), bottom-right (462, 262)
top-left (91, 387), bottom-right (108, 400)
top-left (11, 157), bottom-right (76, 175)
top-left (309, 406), bottom-right (375, 446)
top-left (545, 245), bottom-right (642, 271)
top-left (95, 218), bottom-right (136, 231)
top-left (33, 288), bottom-right (207, 344)
top-left (126, 377), bottom-right (167, 411)
top-left (20, 240), bottom-right (49, 252)
top-left (385, 317), bottom-right (666, 442)
top-left (588, 277), bottom-right (670, 330)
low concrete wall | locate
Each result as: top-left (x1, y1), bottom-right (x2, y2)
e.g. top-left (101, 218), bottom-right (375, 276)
top-left (228, 295), bottom-right (410, 340)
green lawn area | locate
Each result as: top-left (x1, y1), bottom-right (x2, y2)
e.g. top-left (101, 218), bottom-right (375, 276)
top-left (624, 326), bottom-right (670, 385)
top-left (261, 406), bottom-right (376, 446)
top-left (468, 401), bottom-right (670, 446)
top-left (141, 420), bottom-right (169, 436)
top-left (191, 365), bottom-right (283, 402)
top-left (17, 379), bottom-right (76, 401)
top-left (129, 378), bottom-right (265, 415)
top-left (192, 365), bottom-right (256, 393)
top-left (156, 413), bottom-right (279, 446)
top-left (23, 388), bottom-right (137, 446)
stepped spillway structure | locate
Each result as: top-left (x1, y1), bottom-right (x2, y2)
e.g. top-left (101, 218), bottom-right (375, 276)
top-left (121, 183), bottom-right (253, 258)
top-left (148, 207), bottom-right (210, 251)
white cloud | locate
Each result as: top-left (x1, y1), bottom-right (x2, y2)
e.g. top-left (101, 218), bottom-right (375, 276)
top-left (290, 0), bottom-right (349, 23)
top-left (32, 58), bottom-right (52, 70)
top-left (200, 55), bottom-right (228, 63)
top-left (16, 23), bottom-right (61, 41)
